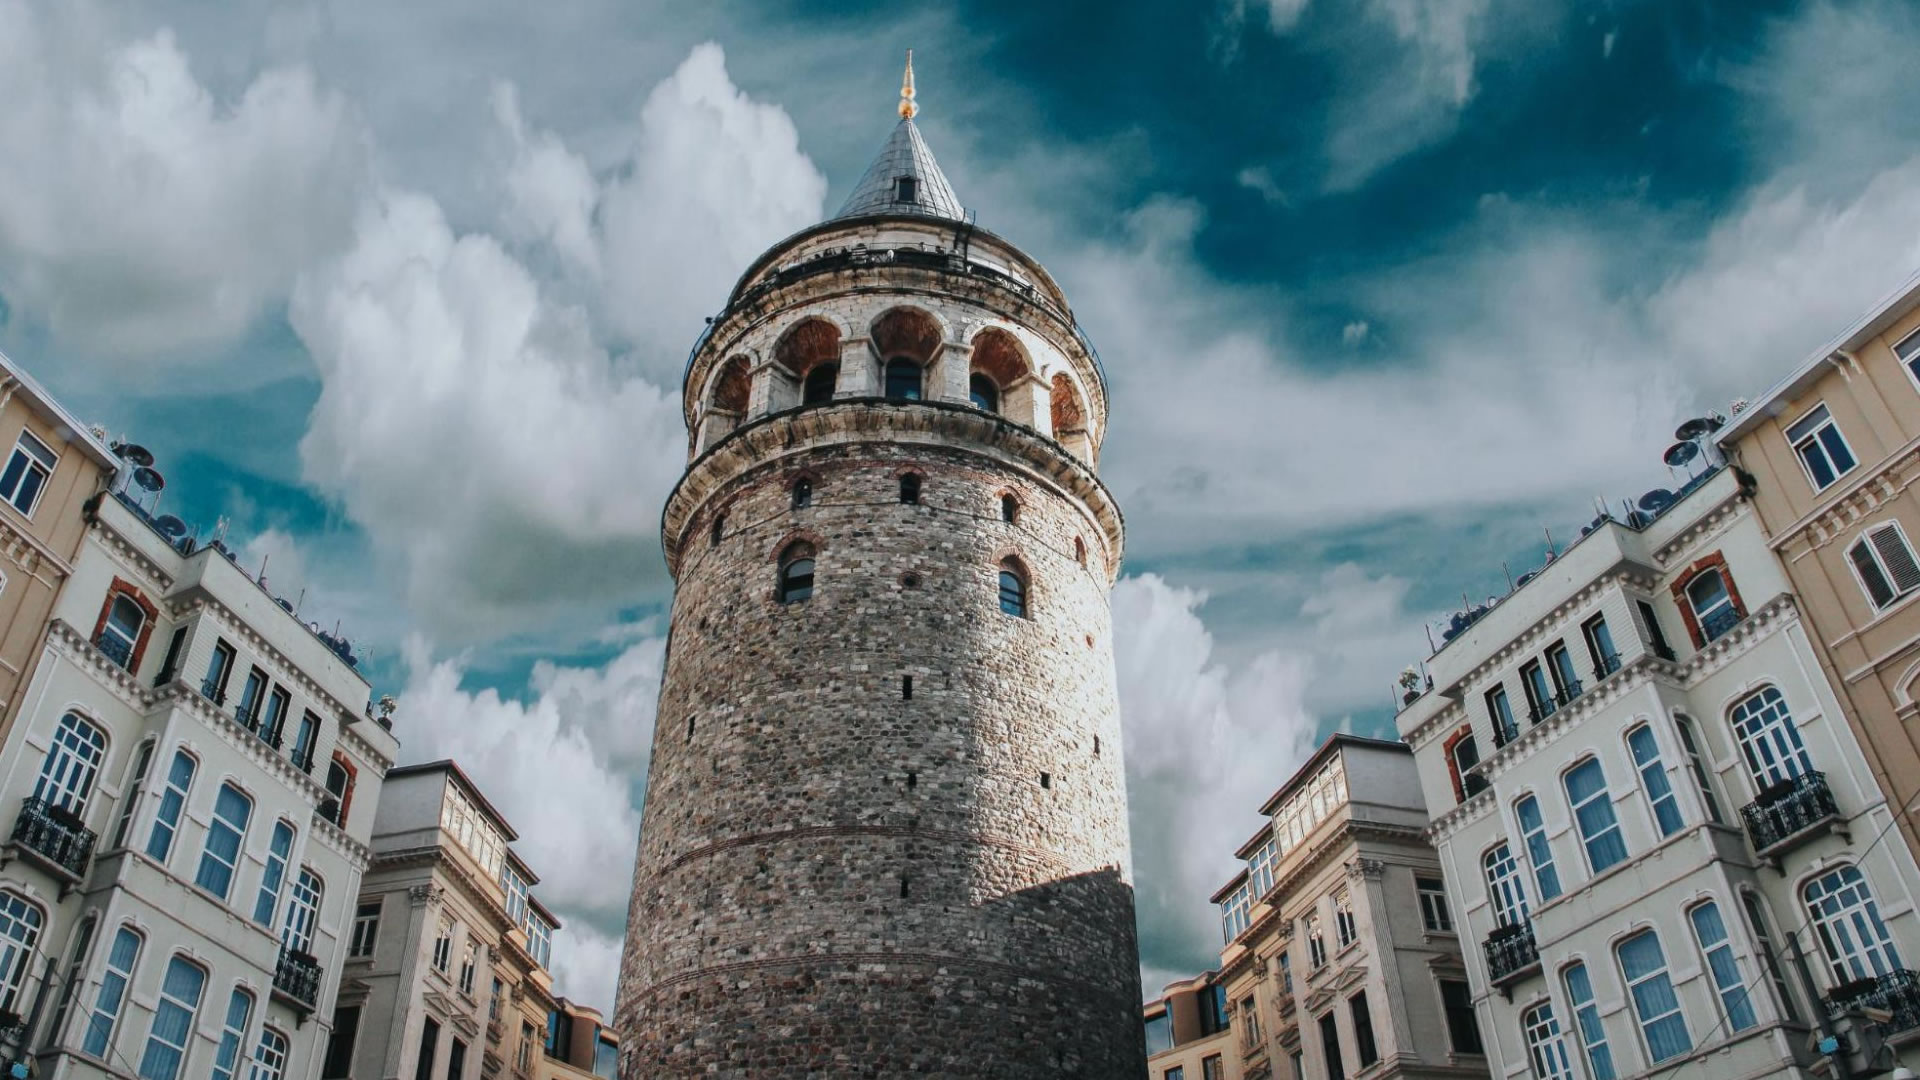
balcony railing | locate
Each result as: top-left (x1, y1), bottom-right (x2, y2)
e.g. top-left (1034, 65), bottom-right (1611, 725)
top-left (0, 1009), bottom-right (25, 1045)
top-left (1527, 701), bottom-right (1555, 725)
top-left (1485, 922), bottom-right (1540, 992)
top-left (1596, 651), bottom-right (1623, 677)
top-left (1553, 679), bottom-right (1584, 706)
top-left (1701, 606), bottom-right (1742, 643)
top-left (1741, 771), bottom-right (1840, 859)
top-left (272, 947), bottom-right (322, 1013)
top-left (93, 633), bottom-right (133, 669)
top-left (1826, 970), bottom-right (1920, 1033)
top-left (10, 797), bottom-right (96, 882)
top-left (200, 678), bottom-right (225, 705)
top-left (318, 797), bottom-right (342, 827)
top-left (1492, 718), bottom-right (1520, 748)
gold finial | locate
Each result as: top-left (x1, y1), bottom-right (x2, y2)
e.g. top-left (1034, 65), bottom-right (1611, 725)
top-left (899, 50), bottom-right (918, 120)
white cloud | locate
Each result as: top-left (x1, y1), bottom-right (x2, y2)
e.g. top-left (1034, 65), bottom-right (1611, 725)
top-left (1114, 574), bottom-right (1319, 982)
top-left (494, 82), bottom-right (602, 278)
top-left (0, 0), bottom-right (365, 363)
top-left (1340, 320), bottom-right (1369, 345)
top-left (1235, 165), bottom-right (1289, 206)
top-left (550, 921), bottom-right (626, 1017)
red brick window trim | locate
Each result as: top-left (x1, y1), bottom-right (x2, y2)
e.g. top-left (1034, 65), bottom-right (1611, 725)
top-left (1441, 724), bottom-right (1475, 804)
top-left (90, 578), bottom-right (160, 673)
top-left (327, 751), bottom-right (358, 828)
top-left (1669, 552), bottom-right (1747, 648)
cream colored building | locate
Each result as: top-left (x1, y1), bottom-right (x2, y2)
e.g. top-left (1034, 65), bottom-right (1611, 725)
top-left (1144, 973), bottom-right (1239, 1080)
top-left (328, 762), bottom-right (572, 1080)
top-left (1210, 736), bottom-right (1488, 1080)
top-left (1718, 271), bottom-right (1920, 882)
top-left (1395, 442), bottom-right (1920, 1079)
top-left (537, 998), bottom-right (616, 1080)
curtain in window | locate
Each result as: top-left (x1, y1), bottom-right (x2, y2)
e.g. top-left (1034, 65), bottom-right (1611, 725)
top-left (1618, 932), bottom-right (1691, 1063)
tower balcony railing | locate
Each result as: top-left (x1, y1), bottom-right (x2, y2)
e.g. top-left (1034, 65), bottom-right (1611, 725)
top-left (272, 947), bottom-right (322, 1014)
top-left (1825, 970), bottom-right (1920, 1034)
top-left (8, 796), bottom-right (96, 885)
top-left (1740, 771), bottom-right (1840, 862)
top-left (1484, 922), bottom-right (1541, 995)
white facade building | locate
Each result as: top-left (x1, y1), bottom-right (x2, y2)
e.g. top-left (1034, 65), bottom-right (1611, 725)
top-left (0, 486), bottom-right (396, 1080)
top-left (1396, 461), bottom-right (1920, 1080)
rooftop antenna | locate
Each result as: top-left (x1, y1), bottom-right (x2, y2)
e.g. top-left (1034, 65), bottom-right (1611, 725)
top-left (293, 588), bottom-right (306, 618)
top-left (1424, 623), bottom-right (1437, 652)
top-left (898, 50), bottom-right (918, 120)
top-left (1501, 561), bottom-right (1514, 591)
top-left (257, 553), bottom-right (270, 589)
top-left (1544, 526), bottom-right (1558, 559)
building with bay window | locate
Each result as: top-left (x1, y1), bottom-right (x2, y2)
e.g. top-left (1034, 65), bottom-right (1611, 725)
top-left (1207, 735), bottom-right (1487, 1080)
top-left (1143, 972), bottom-right (1239, 1080)
top-left (0, 457), bottom-right (397, 1079)
top-left (1394, 442), bottom-right (1920, 1079)
top-left (328, 762), bottom-right (570, 1080)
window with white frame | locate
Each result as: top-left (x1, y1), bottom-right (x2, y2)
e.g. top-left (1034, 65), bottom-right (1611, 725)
top-left (82, 925), bottom-right (141, 1057)
top-left (1849, 522), bottom-right (1920, 611)
top-left (1672, 716), bottom-right (1724, 825)
top-left (1786, 403), bottom-right (1858, 491)
top-left (0, 430), bottom-right (56, 516)
top-left (202, 639), bottom-right (236, 701)
top-left (1562, 962), bottom-right (1615, 1080)
top-left (1521, 1001), bottom-right (1574, 1080)
top-left (253, 821), bottom-right (295, 926)
top-left (282, 868), bottom-right (322, 955)
top-left (1482, 843), bottom-right (1529, 928)
top-left (1626, 724), bottom-right (1684, 838)
top-left (1899, 327), bottom-right (1920, 386)
top-left (1685, 570), bottom-right (1740, 643)
top-left (1220, 883), bottom-right (1251, 944)
top-left (1688, 901), bottom-right (1756, 1033)
top-left (434, 917), bottom-right (454, 973)
top-left (502, 861), bottom-right (531, 926)
top-left (1805, 864), bottom-right (1903, 982)
top-left (139, 955), bottom-right (207, 1080)
top-left (526, 909), bottom-right (553, 969)
top-left (1452, 733), bottom-right (1488, 798)
top-left (143, 750), bottom-right (197, 862)
top-left (1417, 877), bottom-right (1452, 933)
top-left (249, 1026), bottom-right (289, 1080)
top-left (459, 939), bottom-right (478, 996)
top-left (211, 987), bottom-right (254, 1080)
top-left (111, 740), bottom-right (154, 850)
top-left (1306, 911), bottom-right (1327, 969)
top-left (34, 711), bottom-right (106, 815)
top-left (1515, 795), bottom-right (1562, 902)
top-left (1728, 686), bottom-right (1813, 791)
top-left (1617, 929), bottom-right (1692, 1064)
top-left (1333, 891), bottom-right (1357, 949)
top-left (1249, 836), bottom-right (1279, 898)
top-left (1741, 891), bottom-right (1801, 1022)
top-left (351, 900), bottom-right (381, 958)
top-left (0, 892), bottom-right (41, 1013)
top-left (194, 783), bottom-right (253, 901)
top-left (97, 594), bottom-right (146, 670)
top-left (1564, 758), bottom-right (1628, 873)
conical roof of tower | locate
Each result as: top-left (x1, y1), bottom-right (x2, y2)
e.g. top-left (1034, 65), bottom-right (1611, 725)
top-left (831, 53), bottom-right (965, 223)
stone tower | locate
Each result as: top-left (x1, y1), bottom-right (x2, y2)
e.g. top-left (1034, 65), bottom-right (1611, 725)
top-left (614, 58), bottom-right (1145, 1079)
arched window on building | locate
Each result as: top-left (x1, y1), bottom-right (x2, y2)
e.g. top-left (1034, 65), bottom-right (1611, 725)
top-left (998, 559), bottom-right (1027, 618)
top-left (34, 711), bottom-right (107, 816)
top-left (884, 358), bottom-right (922, 401)
top-left (1000, 495), bottom-right (1019, 524)
top-left (1805, 864), bottom-right (1902, 983)
top-left (778, 543), bottom-right (816, 604)
top-left (792, 477), bottom-right (813, 510)
top-left (0, 891), bottom-right (43, 1012)
top-left (98, 594), bottom-right (146, 670)
top-left (969, 374), bottom-right (1000, 413)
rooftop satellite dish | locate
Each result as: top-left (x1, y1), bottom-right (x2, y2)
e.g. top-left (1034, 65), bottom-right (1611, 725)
top-left (1663, 441), bottom-right (1700, 468)
top-left (110, 442), bottom-right (154, 467)
top-left (153, 515), bottom-right (187, 539)
top-left (1516, 571), bottom-right (1538, 587)
top-left (1638, 488), bottom-right (1676, 513)
top-left (1674, 416), bottom-right (1722, 441)
top-left (131, 466), bottom-right (164, 492)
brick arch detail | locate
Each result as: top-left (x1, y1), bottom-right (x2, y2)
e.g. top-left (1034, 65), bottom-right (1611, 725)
top-left (327, 751), bottom-right (359, 828)
top-left (91, 578), bottom-right (161, 673)
top-left (1668, 551), bottom-right (1746, 648)
top-left (1440, 723), bottom-right (1475, 804)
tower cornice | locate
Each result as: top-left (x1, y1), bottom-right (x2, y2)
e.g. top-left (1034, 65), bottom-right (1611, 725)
top-left (660, 398), bottom-right (1124, 583)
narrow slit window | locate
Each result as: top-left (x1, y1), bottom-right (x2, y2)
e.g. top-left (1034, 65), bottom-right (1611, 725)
top-left (998, 560), bottom-right (1028, 618)
top-left (901, 675), bottom-right (913, 700)
top-left (777, 542), bottom-right (816, 604)
top-left (791, 477), bottom-right (813, 509)
top-left (1000, 494), bottom-right (1019, 524)
top-left (899, 474), bottom-right (921, 505)
top-left (1039, 772), bottom-right (1050, 789)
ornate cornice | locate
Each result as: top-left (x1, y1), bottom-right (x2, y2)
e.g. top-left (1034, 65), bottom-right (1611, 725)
top-left (48, 619), bottom-right (149, 712)
top-left (376, 844), bottom-right (520, 939)
top-left (87, 516), bottom-right (173, 592)
top-left (0, 508), bottom-right (73, 586)
top-left (166, 586), bottom-right (366, 724)
top-left (1778, 443), bottom-right (1920, 554)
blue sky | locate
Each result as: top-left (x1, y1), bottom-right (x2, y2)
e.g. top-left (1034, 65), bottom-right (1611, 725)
top-left (7, 0), bottom-right (1920, 1007)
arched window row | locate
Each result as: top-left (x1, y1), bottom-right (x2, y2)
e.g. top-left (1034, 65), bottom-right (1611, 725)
top-left (774, 546), bottom-right (1033, 619)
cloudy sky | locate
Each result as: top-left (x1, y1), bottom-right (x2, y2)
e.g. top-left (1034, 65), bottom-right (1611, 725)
top-left (11, 0), bottom-right (1920, 1008)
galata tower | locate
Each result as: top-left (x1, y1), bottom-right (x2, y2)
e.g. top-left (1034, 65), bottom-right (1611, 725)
top-left (614, 56), bottom-right (1145, 1079)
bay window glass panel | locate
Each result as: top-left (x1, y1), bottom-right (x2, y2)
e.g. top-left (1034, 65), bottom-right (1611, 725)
top-left (253, 821), bottom-right (295, 926)
top-left (1563, 963), bottom-right (1615, 1080)
top-left (1689, 901), bottom-right (1756, 1032)
top-left (1515, 796), bottom-right (1561, 901)
top-left (138, 957), bottom-right (207, 1080)
top-left (83, 926), bottom-right (141, 1056)
top-left (1617, 930), bottom-right (1691, 1064)
top-left (144, 751), bottom-right (197, 862)
top-left (1564, 759), bottom-right (1628, 872)
top-left (1627, 725), bottom-right (1684, 837)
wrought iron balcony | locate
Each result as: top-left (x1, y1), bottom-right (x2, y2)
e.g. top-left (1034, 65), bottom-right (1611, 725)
top-left (1596, 651), bottom-right (1623, 677)
top-left (1650, 640), bottom-right (1677, 661)
top-left (1526, 701), bottom-right (1555, 725)
top-left (93, 633), bottom-right (133, 669)
top-left (10, 796), bottom-right (96, 882)
top-left (1700, 606), bottom-right (1742, 643)
top-left (1741, 771), bottom-right (1840, 859)
top-left (200, 678), bottom-right (225, 705)
top-left (1491, 718), bottom-right (1520, 748)
top-left (318, 797), bottom-right (342, 827)
top-left (272, 947), bottom-right (322, 1013)
top-left (1553, 679), bottom-right (1584, 706)
top-left (0, 1009), bottom-right (25, 1045)
top-left (1825, 969), bottom-right (1920, 1033)
top-left (1484, 922), bottom-right (1540, 993)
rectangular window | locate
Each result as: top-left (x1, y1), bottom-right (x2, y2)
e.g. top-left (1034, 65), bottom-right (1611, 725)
top-left (1626, 724), bottom-right (1684, 837)
top-left (254, 821), bottom-right (295, 926)
top-left (1249, 837), bottom-right (1278, 898)
top-left (194, 783), bottom-right (253, 900)
top-left (291, 711), bottom-right (321, 772)
top-left (1240, 997), bottom-right (1260, 1044)
top-left (1563, 963), bottom-right (1615, 1080)
top-left (0, 430), bottom-right (56, 516)
top-left (1686, 569), bottom-right (1739, 643)
top-left (1900, 327), bottom-right (1920, 385)
top-left (1220, 883), bottom-right (1252, 944)
top-left (502, 862), bottom-right (531, 926)
top-left (1198, 984), bottom-right (1228, 1037)
top-left (446, 1038), bottom-right (466, 1080)
top-left (202, 639), bottom-right (235, 702)
top-left (1673, 717), bottom-right (1725, 824)
top-left (1564, 758), bottom-right (1628, 873)
top-left (1290, 1051), bottom-right (1305, 1080)
top-left (156, 627), bottom-right (187, 685)
top-left (1515, 795), bottom-right (1562, 901)
top-left (1306, 912), bottom-right (1327, 968)
top-left (1164, 1069), bottom-right (1184, 1080)
top-left (211, 988), bottom-right (254, 1080)
top-left (1319, 1012), bottom-right (1345, 1080)
top-left (143, 750), bottom-right (197, 863)
top-left (262, 685), bottom-right (292, 746)
top-left (1583, 614), bottom-right (1619, 676)
top-left (1520, 660), bottom-right (1554, 722)
top-left (1636, 599), bottom-right (1674, 659)
top-left (137, 956), bottom-right (207, 1080)
top-left (1741, 891), bottom-right (1801, 1022)
top-left (1546, 641), bottom-right (1580, 702)
top-left (82, 926), bottom-right (142, 1057)
top-left (1417, 876), bottom-right (1453, 932)
top-left (237, 668), bottom-right (267, 730)
top-left (1439, 979), bottom-right (1482, 1055)
top-left (351, 900), bottom-right (382, 957)
top-left (1689, 901), bottom-right (1757, 1033)
top-left (1617, 930), bottom-right (1692, 1064)
top-left (416, 1018), bottom-right (440, 1080)
top-left (323, 1005), bottom-right (360, 1080)
top-left (1850, 522), bottom-right (1920, 610)
top-left (1786, 403), bottom-right (1857, 490)
top-left (526, 910), bottom-right (553, 969)
top-left (517, 1023), bottom-right (534, 1071)
top-left (1486, 685), bottom-right (1517, 744)
top-left (433, 918), bottom-right (454, 973)
top-left (1278, 950), bottom-right (1293, 994)
top-left (1451, 734), bottom-right (1487, 798)
top-left (1202, 1055), bottom-right (1223, 1080)
top-left (1350, 991), bottom-right (1378, 1067)
top-left (111, 740), bottom-right (154, 850)
top-left (1334, 892), bottom-right (1357, 949)
top-left (459, 939), bottom-right (478, 996)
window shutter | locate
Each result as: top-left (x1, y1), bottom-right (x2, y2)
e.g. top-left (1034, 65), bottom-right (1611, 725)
top-left (1870, 524), bottom-right (1920, 597)
top-left (1852, 538), bottom-right (1896, 609)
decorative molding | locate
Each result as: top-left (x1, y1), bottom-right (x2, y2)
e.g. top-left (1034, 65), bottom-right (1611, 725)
top-left (1347, 857), bottom-right (1386, 881)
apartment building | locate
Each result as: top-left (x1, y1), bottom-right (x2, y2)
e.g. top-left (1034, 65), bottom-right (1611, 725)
top-left (1208, 735), bottom-right (1488, 1080)
top-left (1144, 973), bottom-right (1239, 1080)
top-left (539, 998), bottom-right (617, 1080)
top-left (1718, 271), bottom-right (1920, 880)
top-left (1395, 445), bottom-right (1920, 1079)
top-left (0, 353), bottom-right (118, 742)
top-left (329, 762), bottom-right (568, 1080)
top-left (0, 466), bottom-right (397, 1078)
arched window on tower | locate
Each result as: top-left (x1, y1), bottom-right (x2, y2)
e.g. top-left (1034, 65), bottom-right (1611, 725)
top-left (778, 542), bottom-right (816, 604)
top-left (899, 474), bottom-right (921, 505)
top-left (885, 358), bottom-right (922, 401)
top-left (969, 374), bottom-right (1000, 413)
top-left (998, 559), bottom-right (1028, 618)
top-left (792, 477), bottom-right (813, 510)
top-left (802, 364), bottom-right (838, 406)
top-left (1001, 495), bottom-right (1019, 524)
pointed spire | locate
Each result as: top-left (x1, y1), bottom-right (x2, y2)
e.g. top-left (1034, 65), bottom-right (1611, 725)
top-left (831, 53), bottom-right (966, 222)
top-left (899, 50), bottom-right (918, 120)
